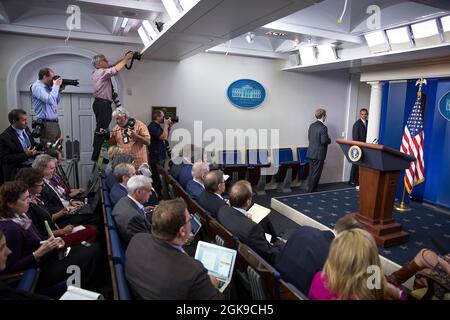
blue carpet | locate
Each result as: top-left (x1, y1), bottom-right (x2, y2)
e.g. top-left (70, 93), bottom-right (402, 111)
top-left (274, 187), bottom-right (450, 266)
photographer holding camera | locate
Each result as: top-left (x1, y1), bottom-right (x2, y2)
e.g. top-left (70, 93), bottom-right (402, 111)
top-left (31, 67), bottom-right (63, 145)
top-left (109, 107), bottom-right (150, 169)
top-left (90, 51), bottom-right (133, 162)
top-left (0, 109), bottom-right (43, 182)
top-left (148, 110), bottom-right (175, 167)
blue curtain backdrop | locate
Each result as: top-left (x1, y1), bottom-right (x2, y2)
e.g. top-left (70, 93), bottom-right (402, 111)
top-left (379, 78), bottom-right (450, 209)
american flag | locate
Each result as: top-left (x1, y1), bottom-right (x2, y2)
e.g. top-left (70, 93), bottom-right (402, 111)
top-left (400, 92), bottom-right (425, 193)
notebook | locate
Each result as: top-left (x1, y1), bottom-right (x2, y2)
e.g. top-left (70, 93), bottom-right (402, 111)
top-left (247, 203), bottom-right (271, 224)
top-left (60, 286), bottom-right (103, 300)
top-left (191, 213), bottom-right (202, 236)
top-left (194, 241), bottom-right (237, 293)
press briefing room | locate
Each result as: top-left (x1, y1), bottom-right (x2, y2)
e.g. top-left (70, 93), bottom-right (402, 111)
top-left (0, 0), bottom-right (449, 310)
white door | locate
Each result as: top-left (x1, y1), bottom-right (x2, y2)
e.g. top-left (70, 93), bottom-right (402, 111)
top-left (70, 94), bottom-right (96, 189)
top-left (19, 91), bottom-right (95, 188)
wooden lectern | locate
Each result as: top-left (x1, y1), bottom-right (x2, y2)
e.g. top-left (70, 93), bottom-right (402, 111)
top-left (336, 139), bottom-right (416, 247)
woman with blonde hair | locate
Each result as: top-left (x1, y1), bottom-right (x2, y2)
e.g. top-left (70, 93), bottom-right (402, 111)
top-left (105, 145), bottom-right (122, 174)
top-left (308, 228), bottom-right (403, 300)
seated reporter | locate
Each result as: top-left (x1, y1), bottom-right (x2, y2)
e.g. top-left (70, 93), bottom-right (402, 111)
top-left (32, 154), bottom-right (98, 227)
top-left (186, 161), bottom-right (209, 201)
top-left (112, 175), bottom-right (153, 245)
top-left (110, 163), bottom-right (136, 207)
top-left (45, 148), bottom-right (84, 198)
top-left (0, 182), bottom-right (101, 291)
top-left (15, 168), bottom-right (96, 247)
top-left (217, 180), bottom-right (282, 264)
top-left (126, 198), bottom-right (223, 300)
top-left (105, 153), bottom-right (135, 190)
top-left (197, 170), bottom-right (228, 218)
top-left (0, 230), bottom-right (50, 300)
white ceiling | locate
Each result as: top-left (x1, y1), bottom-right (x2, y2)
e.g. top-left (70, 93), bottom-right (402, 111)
top-left (0, 0), bottom-right (449, 70)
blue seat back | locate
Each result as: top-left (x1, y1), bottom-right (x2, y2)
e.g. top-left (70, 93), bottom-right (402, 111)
top-left (218, 150), bottom-right (243, 165)
top-left (296, 147), bottom-right (308, 164)
top-left (272, 148), bottom-right (294, 165)
top-left (109, 229), bottom-right (126, 265)
top-left (16, 268), bottom-right (39, 292)
top-left (246, 149), bottom-right (270, 166)
top-left (114, 263), bottom-right (131, 300)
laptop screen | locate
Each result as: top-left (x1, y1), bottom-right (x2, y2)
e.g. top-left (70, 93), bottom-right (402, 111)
top-left (194, 241), bottom-right (237, 280)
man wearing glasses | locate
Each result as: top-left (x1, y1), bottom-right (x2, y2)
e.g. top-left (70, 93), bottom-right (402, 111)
top-left (90, 52), bottom-right (133, 162)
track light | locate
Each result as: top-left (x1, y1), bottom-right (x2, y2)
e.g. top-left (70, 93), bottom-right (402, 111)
top-left (245, 32), bottom-right (255, 44)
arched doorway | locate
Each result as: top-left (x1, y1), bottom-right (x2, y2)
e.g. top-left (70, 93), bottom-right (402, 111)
top-left (7, 46), bottom-right (122, 187)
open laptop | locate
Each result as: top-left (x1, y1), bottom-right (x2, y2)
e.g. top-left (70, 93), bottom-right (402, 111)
top-left (191, 213), bottom-right (202, 237)
top-left (194, 241), bottom-right (237, 293)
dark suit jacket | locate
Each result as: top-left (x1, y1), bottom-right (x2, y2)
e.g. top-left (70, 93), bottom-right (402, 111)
top-left (112, 196), bottom-right (151, 245)
top-left (217, 205), bottom-right (281, 264)
top-left (197, 191), bottom-right (227, 218)
top-left (352, 119), bottom-right (367, 142)
top-left (105, 171), bottom-right (117, 191)
top-left (178, 163), bottom-right (193, 189)
top-left (169, 157), bottom-right (189, 180)
top-left (306, 121), bottom-right (331, 161)
top-left (125, 233), bottom-right (223, 300)
top-left (39, 183), bottom-right (65, 214)
top-left (275, 226), bottom-right (334, 294)
top-left (110, 183), bottom-right (127, 207)
top-left (0, 126), bottom-right (41, 182)
top-left (186, 180), bottom-right (204, 200)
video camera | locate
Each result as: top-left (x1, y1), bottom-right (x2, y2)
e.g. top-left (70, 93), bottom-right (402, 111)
top-left (31, 119), bottom-right (44, 138)
top-left (165, 115), bottom-right (179, 123)
top-left (125, 51), bottom-right (141, 70)
top-left (53, 75), bottom-right (79, 87)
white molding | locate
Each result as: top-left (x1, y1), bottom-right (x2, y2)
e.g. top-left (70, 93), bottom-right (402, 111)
top-left (7, 46), bottom-right (122, 110)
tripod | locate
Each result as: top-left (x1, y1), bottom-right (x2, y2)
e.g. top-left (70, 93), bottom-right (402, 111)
top-left (65, 139), bottom-right (80, 189)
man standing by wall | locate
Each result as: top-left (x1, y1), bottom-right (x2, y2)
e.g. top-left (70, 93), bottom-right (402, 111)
top-left (31, 68), bottom-right (62, 145)
top-left (349, 108), bottom-right (368, 186)
top-left (306, 108), bottom-right (331, 193)
top-left (90, 52), bottom-right (133, 162)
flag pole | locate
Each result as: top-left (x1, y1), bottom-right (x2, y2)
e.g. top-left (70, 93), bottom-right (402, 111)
top-left (394, 183), bottom-right (412, 212)
top-left (395, 78), bottom-right (426, 212)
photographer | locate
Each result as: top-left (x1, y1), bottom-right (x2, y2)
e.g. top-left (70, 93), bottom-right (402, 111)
top-left (31, 68), bottom-right (63, 145)
top-left (0, 109), bottom-right (43, 182)
top-left (109, 107), bottom-right (150, 169)
top-left (90, 52), bottom-right (133, 162)
top-left (148, 110), bottom-right (173, 167)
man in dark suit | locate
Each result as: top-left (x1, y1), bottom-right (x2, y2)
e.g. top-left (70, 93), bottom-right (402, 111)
top-left (306, 108), bottom-right (331, 193)
top-left (178, 163), bottom-right (193, 189)
top-left (274, 214), bottom-right (362, 294)
top-left (217, 180), bottom-right (284, 264)
top-left (186, 161), bottom-right (209, 200)
top-left (112, 175), bottom-right (153, 245)
top-left (0, 109), bottom-right (42, 182)
top-left (349, 108), bottom-right (368, 186)
top-left (125, 198), bottom-right (223, 299)
top-left (110, 163), bottom-right (136, 206)
top-left (197, 170), bottom-right (228, 218)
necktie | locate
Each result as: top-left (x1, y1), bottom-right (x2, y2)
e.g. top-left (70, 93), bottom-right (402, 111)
top-left (140, 207), bottom-right (151, 223)
top-left (23, 131), bottom-right (31, 148)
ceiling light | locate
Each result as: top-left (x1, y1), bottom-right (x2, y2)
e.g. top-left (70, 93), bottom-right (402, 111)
top-left (245, 32), bottom-right (255, 44)
top-left (120, 18), bottom-right (129, 29)
top-left (299, 46), bottom-right (316, 65)
top-left (386, 26), bottom-right (410, 44)
top-left (364, 30), bottom-right (386, 47)
top-left (265, 31), bottom-right (286, 37)
top-left (441, 15), bottom-right (450, 32)
top-left (137, 26), bottom-right (151, 47)
top-left (317, 45), bottom-right (337, 62)
top-left (143, 20), bottom-right (158, 40)
top-left (411, 19), bottom-right (439, 39)
top-left (179, 0), bottom-right (196, 11)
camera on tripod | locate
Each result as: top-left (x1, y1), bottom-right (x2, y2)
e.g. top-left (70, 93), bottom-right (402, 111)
top-left (53, 75), bottom-right (79, 87)
top-left (31, 119), bottom-right (44, 138)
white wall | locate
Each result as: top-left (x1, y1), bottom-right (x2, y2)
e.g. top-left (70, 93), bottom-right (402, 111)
top-left (0, 33), bottom-right (353, 184)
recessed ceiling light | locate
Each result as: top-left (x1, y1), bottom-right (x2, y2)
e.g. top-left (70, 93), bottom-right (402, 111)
top-left (411, 19), bottom-right (439, 39)
top-left (265, 31), bottom-right (286, 37)
top-left (121, 18), bottom-right (129, 29)
top-left (386, 26), bottom-right (410, 44)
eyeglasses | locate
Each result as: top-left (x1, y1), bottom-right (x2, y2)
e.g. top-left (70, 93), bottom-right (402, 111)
top-left (185, 214), bottom-right (193, 225)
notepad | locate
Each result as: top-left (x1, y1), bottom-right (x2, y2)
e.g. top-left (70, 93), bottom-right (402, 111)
top-left (71, 225), bottom-right (86, 234)
top-left (248, 203), bottom-right (271, 224)
top-left (60, 286), bottom-right (104, 300)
